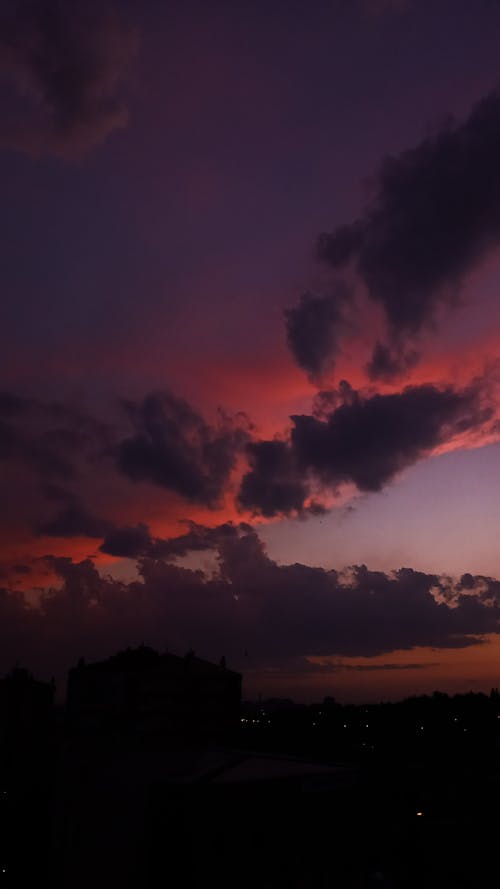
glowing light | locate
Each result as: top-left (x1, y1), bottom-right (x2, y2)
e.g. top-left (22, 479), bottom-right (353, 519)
top-left (416, 811), bottom-right (423, 817)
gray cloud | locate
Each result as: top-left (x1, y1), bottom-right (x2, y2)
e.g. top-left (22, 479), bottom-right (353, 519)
top-left (238, 440), bottom-right (308, 517)
top-left (319, 92), bottom-right (500, 341)
top-left (366, 341), bottom-right (420, 382)
top-left (99, 522), bottom-right (153, 558)
top-left (116, 391), bottom-right (250, 507)
top-left (37, 495), bottom-right (111, 539)
top-left (286, 91), bottom-right (500, 382)
top-left (0, 389), bottom-right (251, 538)
top-left (285, 286), bottom-right (350, 381)
top-left (238, 379), bottom-right (491, 515)
top-left (99, 520), bottom-right (249, 560)
top-left (0, 391), bottom-right (112, 480)
top-left (2, 527), bottom-right (500, 681)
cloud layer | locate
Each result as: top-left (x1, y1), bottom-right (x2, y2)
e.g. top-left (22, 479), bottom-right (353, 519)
top-left (0, 372), bottom-right (493, 536)
top-left (2, 526), bottom-right (500, 682)
top-left (0, 389), bottom-right (251, 545)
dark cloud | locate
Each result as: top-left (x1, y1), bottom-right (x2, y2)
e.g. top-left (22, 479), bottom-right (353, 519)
top-left (0, 0), bottom-right (137, 157)
top-left (37, 485), bottom-right (114, 541)
top-left (239, 380), bottom-right (491, 514)
top-left (0, 392), bottom-right (32, 416)
top-left (460, 573), bottom-right (475, 590)
top-left (293, 380), bottom-right (490, 492)
top-left (366, 341), bottom-right (420, 382)
top-left (283, 90), bottom-right (500, 382)
top-left (318, 92), bottom-right (500, 341)
top-left (0, 388), bottom-right (249, 508)
top-left (0, 392), bottom-right (113, 480)
top-left (239, 440), bottom-right (309, 517)
top-left (116, 391), bottom-right (249, 506)
top-left (0, 389), bottom-right (254, 554)
top-left (332, 662), bottom-right (436, 672)
top-left (284, 286), bottom-right (350, 381)
top-left (1, 527), bottom-right (500, 681)
top-left (0, 415), bottom-right (75, 479)
top-left (99, 523), bottom-right (153, 558)
top-left (38, 501), bottom-right (111, 539)
top-left (42, 483), bottom-right (78, 503)
top-left (149, 521), bottom-right (246, 560)
top-left (0, 418), bottom-right (21, 461)
top-left (307, 659), bottom-right (438, 673)
top-left (0, 562), bottom-right (31, 581)
top-left (312, 380), bottom-right (359, 418)
top-left (100, 520), bottom-right (247, 561)
top-left (13, 564), bottom-right (31, 575)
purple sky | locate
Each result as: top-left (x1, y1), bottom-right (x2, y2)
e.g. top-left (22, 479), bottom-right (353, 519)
top-left (3, 0), bottom-right (500, 701)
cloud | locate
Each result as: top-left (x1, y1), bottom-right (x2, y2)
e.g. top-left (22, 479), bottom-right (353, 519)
top-left (99, 520), bottom-right (248, 560)
top-left (284, 91), bottom-right (500, 381)
top-left (308, 659), bottom-right (438, 673)
top-left (318, 92), bottom-right (500, 342)
top-left (0, 377), bottom-right (494, 541)
top-left (37, 496), bottom-right (111, 539)
top-left (293, 381), bottom-right (490, 491)
top-left (0, 391), bottom-right (112, 480)
top-left (2, 527), bottom-right (500, 681)
top-left (115, 391), bottom-right (250, 507)
top-left (0, 0), bottom-right (137, 157)
top-left (238, 379), bottom-right (491, 515)
top-left (238, 440), bottom-right (309, 517)
top-left (284, 286), bottom-right (350, 381)
top-left (366, 341), bottom-right (419, 382)
top-left (99, 522), bottom-right (153, 558)
top-left (331, 662), bottom-right (437, 672)
top-left (149, 521), bottom-right (248, 560)
top-left (0, 389), bottom-right (252, 542)
top-left (0, 392), bottom-right (31, 416)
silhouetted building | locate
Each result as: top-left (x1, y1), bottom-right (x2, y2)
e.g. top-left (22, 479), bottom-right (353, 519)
top-left (0, 670), bottom-right (55, 888)
top-left (66, 646), bottom-right (241, 744)
top-left (0, 668), bottom-right (54, 751)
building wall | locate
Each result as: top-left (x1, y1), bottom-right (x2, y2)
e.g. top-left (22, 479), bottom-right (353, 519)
top-left (66, 651), bottom-right (241, 743)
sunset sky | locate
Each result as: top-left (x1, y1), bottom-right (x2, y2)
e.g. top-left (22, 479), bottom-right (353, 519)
top-left (3, 0), bottom-right (500, 701)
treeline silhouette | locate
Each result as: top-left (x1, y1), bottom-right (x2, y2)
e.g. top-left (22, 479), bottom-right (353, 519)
top-left (239, 688), bottom-right (500, 762)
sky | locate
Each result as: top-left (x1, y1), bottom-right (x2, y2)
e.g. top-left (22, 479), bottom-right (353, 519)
top-left (3, 0), bottom-right (500, 701)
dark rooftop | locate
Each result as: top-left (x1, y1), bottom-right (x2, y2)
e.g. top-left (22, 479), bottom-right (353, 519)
top-left (72, 645), bottom-right (241, 679)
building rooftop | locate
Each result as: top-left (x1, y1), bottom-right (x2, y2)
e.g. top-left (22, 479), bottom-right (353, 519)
top-left (72, 646), bottom-right (240, 680)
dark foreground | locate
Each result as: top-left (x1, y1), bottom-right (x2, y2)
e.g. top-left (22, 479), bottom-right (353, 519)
top-left (2, 689), bottom-right (500, 887)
